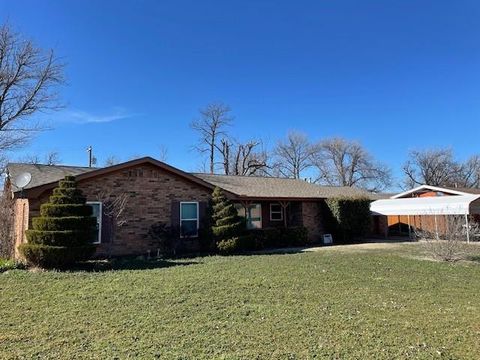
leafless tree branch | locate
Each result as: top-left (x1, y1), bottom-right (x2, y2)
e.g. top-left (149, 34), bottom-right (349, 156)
top-left (272, 131), bottom-right (314, 179)
top-left (0, 24), bottom-right (64, 154)
top-left (190, 102), bottom-right (233, 174)
top-left (311, 137), bottom-right (391, 192)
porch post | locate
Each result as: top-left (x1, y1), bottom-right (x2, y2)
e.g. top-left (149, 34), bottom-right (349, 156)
top-left (407, 214), bottom-right (411, 239)
top-left (279, 201), bottom-right (290, 228)
top-left (240, 200), bottom-right (251, 229)
top-left (434, 214), bottom-right (439, 240)
top-left (465, 213), bottom-right (470, 243)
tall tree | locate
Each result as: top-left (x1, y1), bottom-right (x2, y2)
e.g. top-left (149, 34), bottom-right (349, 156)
top-left (403, 148), bottom-right (462, 188)
top-left (219, 138), bottom-right (269, 176)
top-left (403, 148), bottom-right (480, 189)
top-left (158, 144), bottom-right (168, 162)
top-left (104, 155), bottom-right (119, 167)
top-left (0, 24), bottom-right (64, 154)
top-left (191, 102), bottom-right (233, 174)
top-left (312, 137), bottom-right (391, 192)
top-left (273, 131), bottom-right (314, 179)
top-left (458, 155), bottom-right (480, 188)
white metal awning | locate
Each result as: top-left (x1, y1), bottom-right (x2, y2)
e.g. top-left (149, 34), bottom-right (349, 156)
top-left (370, 195), bottom-right (480, 216)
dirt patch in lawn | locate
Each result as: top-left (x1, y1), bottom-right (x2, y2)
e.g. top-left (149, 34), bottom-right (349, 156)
top-left (307, 241), bottom-right (412, 252)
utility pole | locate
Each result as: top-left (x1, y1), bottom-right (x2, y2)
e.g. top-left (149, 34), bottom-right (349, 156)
top-left (87, 146), bottom-right (93, 168)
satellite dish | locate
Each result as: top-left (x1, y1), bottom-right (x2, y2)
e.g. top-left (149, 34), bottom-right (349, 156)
top-left (14, 172), bottom-right (32, 189)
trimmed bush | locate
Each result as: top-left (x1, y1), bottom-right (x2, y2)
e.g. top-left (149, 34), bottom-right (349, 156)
top-left (24, 230), bottom-right (93, 247)
top-left (18, 244), bottom-right (95, 269)
top-left (211, 187), bottom-right (243, 250)
top-left (217, 234), bottom-right (256, 255)
top-left (148, 222), bottom-right (175, 255)
top-left (217, 237), bottom-right (240, 255)
top-left (249, 226), bottom-right (309, 249)
top-left (323, 197), bottom-right (372, 242)
top-left (40, 203), bottom-right (93, 218)
top-left (20, 176), bottom-right (96, 269)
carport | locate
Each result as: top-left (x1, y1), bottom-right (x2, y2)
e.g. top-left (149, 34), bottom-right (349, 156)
top-left (370, 194), bottom-right (480, 242)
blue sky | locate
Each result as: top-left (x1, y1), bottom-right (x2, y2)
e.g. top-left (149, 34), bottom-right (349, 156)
top-left (1, 0), bottom-right (479, 188)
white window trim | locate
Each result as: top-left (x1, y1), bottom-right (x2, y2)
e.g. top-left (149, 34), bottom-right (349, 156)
top-left (87, 201), bottom-right (102, 244)
top-left (180, 201), bottom-right (199, 238)
top-left (270, 203), bottom-right (283, 221)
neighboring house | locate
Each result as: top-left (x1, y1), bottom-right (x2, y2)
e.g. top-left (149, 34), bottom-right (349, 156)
top-left (6, 157), bottom-right (377, 257)
top-left (371, 185), bottom-right (480, 240)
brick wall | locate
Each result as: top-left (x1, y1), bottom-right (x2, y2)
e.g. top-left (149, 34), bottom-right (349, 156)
top-left (301, 201), bottom-right (324, 242)
top-left (22, 164), bottom-right (212, 257)
top-left (13, 199), bottom-right (29, 259)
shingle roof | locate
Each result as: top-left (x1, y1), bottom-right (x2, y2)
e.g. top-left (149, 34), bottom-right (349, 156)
top-left (7, 163), bottom-right (96, 191)
top-left (192, 173), bottom-right (376, 199)
top-left (6, 160), bottom-right (379, 200)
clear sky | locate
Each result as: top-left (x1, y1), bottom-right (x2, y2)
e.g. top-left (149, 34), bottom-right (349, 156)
top-left (1, 0), bottom-right (479, 188)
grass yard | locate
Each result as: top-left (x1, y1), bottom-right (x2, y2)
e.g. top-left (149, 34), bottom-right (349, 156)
top-left (1, 243), bottom-right (480, 359)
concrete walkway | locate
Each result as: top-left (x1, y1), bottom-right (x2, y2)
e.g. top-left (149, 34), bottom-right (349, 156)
top-left (255, 239), bottom-right (412, 255)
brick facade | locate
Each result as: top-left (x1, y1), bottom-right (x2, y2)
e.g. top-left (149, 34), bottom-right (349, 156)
top-left (12, 160), bottom-right (335, 257)
top-left (13, 199), bottom-right (29, 259)
top-left (301, 201), bottom-right (325, 242)
top-left (17, 163), bottom-right (212, 257)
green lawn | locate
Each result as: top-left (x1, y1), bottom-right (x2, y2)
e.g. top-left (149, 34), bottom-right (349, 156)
top-left (1, 244), bottom-right (480, 359)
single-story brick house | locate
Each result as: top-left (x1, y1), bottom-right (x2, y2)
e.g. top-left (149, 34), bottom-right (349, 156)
top-left (6, 157), bottom-right (377, 257)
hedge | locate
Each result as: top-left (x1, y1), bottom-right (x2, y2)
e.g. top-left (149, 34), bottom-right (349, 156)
top-left (323, 197), bottom-right (372, 242)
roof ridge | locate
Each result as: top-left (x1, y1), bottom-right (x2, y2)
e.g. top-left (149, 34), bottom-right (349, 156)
top-left (191, 172), bottom-right (314, 181)
top-left (7, 162), bottom-right (99, 170)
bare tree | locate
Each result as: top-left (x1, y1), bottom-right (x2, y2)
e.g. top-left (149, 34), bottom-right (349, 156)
top-left (273, 131), bottom-right (314, 179)
top-left (95, 191), bottom-right (129, 257)
top-left (44, 151), bottom-right (60, 165)
top-left (0, 187), bottom-right (14, 258)
top-left (416, 215), bottom-right (480, 262)
top-left (312, 137), bottom-right (391, 192)
top-left (403, 148), bottom-right (466, 188)
top-left (104, 155), bottom-right (119, 167)
top-left (190, 102), bottom-right (233, 174)
top-left (219, 138), bottom-right (269, 176)
top-left (20, 153), bottom-right (40, 164)
top-left (19, 151), bottom-right (61, 165)
top-left (0, 24), bottom-right (64, 154)
top-left (458, 155), bottom-right (480, 188)
top-left (158, 144), bottom-right (168, 162)
top-left (20, 151), bottom-right (61, 165)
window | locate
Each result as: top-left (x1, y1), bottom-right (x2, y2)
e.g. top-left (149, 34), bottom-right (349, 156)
top-left (87, 202), bottom-right (102, 244)
top-left (236, 203), bottom-right (262, 229)
top-left (270, 203), bottom-right (283, 221)
top-left (180, 202), bottom-right (199, 237)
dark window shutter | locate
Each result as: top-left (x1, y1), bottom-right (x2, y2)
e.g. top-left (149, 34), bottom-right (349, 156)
top-left (199, 201), bottom-right (207, 223)
top-left (101, 211), bottom-right (111, 243)
top-left (171, 201), bottom-right (180, 232)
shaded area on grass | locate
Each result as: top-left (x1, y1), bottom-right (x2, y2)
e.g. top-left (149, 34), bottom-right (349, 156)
top-left (466, 255), bottom-right (480, 263)
top-left (72, 257), bottom-right (201, 272)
